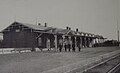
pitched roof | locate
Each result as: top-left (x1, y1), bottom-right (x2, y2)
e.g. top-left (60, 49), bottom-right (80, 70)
top-left (52, 28), bottom-right (77, 36)
top-left (1, 22), bottom-right (54, 32)
top-left (54, 28), bottom-right (69, 34)
top-left (1, 21), bottom-right (104, 38)
top-left (16, 22), bottom-right (53, 31)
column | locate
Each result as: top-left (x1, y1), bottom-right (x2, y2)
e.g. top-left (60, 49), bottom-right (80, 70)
top-left (62, 35), bottom-right (65, 48)
top-left (94, 38), bottom-right (97, 44)
top-left (84, 37), bottom-right (86, 47)
top-left (89, 38), bottom-right (91, 47)
top-left (97, 38), bottom-right (99, 43)
top-left (90, 38), bottom-right (93, 47)
top-left (86, 37), bottom-right (88, 47)
top-left (54, 35), bottom-right (57, 51)
top-left (87, 38), bottom-right (90, 47)
top-left (80, 37), bottom-right (83, 48)
top-left (74, 36), bottom-right (77, 48)
top-left (68, 36), bottom-right (72, 49)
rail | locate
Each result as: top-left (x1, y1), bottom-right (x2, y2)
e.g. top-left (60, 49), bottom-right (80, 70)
top-left (82, 53), bottom-right (120, 73)
top-left (107, 63), bottom-right (120, 73)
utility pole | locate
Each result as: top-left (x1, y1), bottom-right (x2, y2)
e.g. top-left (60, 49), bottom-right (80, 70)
top-left (117, 30), bottom-right (119, 44)
top-left (117, 19), bottom-right (119, 46)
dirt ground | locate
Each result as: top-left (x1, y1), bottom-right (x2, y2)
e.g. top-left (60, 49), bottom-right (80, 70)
top-left (0, 47), bottom-right (119, 73)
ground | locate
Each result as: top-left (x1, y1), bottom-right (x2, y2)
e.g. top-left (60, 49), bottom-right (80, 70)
top-left (0, 47), bottom-right (119, 73)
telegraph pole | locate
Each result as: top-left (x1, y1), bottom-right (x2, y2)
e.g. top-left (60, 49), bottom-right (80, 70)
top-left (117, 19), bottom-right (119, 46)
top-left (118, 30), bottom-right (119, 46)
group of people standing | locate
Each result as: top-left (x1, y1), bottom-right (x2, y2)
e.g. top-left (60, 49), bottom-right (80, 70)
top-left (58, 38), bottom-right (81, 52)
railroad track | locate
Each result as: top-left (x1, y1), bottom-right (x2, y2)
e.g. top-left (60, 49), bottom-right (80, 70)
top-left (107, 62), bottom-right (120, 73)
top-left (82, 54), bottom-right (120, 73)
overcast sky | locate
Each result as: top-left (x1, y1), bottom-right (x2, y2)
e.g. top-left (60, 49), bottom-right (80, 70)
top-left (0, 0), bottom-right (119, 40)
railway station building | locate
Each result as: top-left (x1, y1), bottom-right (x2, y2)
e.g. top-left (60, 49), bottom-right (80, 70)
top-left (0, 22), bottom-right (104, 51)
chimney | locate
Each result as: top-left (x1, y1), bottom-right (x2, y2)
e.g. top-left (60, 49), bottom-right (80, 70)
top-left (76, 28), bottom-right (78, 32)
top-left (38, 23), bottom-right (41, 25)
top-left (45, 23), bottom-right (47, 27)
top-left (69, 27), bottom-right (71, 30)
top-left (66, 27), bottom-right (69, 30)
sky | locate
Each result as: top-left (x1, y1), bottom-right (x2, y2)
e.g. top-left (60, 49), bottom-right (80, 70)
top-left (0, 0), bottom-right (119, 40)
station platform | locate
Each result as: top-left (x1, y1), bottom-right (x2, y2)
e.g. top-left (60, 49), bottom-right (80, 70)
top-left (0, 47), bottom-right (120, 73)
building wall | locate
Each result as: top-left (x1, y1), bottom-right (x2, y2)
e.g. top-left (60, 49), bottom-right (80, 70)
top-left (3, 30), bottom-right (37, 48)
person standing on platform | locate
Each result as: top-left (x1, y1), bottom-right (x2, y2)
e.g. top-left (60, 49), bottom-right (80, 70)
top-left (72, 42), bottom-right (75, 52)
top-left (64, 39), bottom-right (67, 52)
top-left (59, 39), bottom-right (63, 52)
top-left (77, 41), bottom-right (81, 52)
top-left (78, 44), bottom-right (81, 52)
top-left (68, 39), bottom-right (71, 52)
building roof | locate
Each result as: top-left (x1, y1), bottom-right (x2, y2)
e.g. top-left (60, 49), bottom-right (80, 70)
top-left (1, 21), bottom-right (104, 38)
top-left (1, 22), bottom-right (54, 32)
top-left (19, 22), bottom-right (53, 31)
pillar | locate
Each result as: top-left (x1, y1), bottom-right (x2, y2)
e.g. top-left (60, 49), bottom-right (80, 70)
top-left (68, 36), bottom-right (71, 47)
top-left (87, 38), bottom-right (90, 47)
top-left (97, 38), bottom-right (100, 43)
top-left (90, 38), bottom-right (93, 47)
top-left (90, 38), bottom-right (94, 47)
top-left (62, 35), bottom-right (65, 47)
top-left (54, 35), bottom-right (57, 51)
top-left (86, 37), bottom-right (88, 47)
top-left (84, 37), bottom-right (87, 47)
top-left (74, 36), bottom-right (77, 48)
top-left (80, 37), bottom-right (83, 48)
top-left (94, 38), bottom-right (97, 44)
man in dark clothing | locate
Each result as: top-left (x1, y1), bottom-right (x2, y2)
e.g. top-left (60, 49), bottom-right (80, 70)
top-left (59, 44), bottom-right (62, 52)
top-left (59, 39), bottom-right (63, 52)
top-left (68, 44), bottom-right (71, 51)
top-left (78, 45), bottom-right (81, 51)
top-left (64, 39), bottom-right (68, 52)
top-left (72, 43), bottom-right (75, 52)
top-left (64, 43), bottom-right (67, 52)
top-left (68, 39), bottom-right (71, 52)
